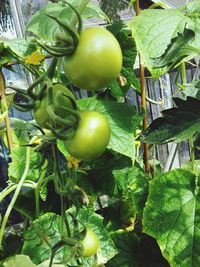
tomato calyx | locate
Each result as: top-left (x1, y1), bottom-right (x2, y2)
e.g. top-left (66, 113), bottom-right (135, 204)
top-left (38, 2), bottom-right (82, 57)
top-left (33, 83), bottom-right (80, 140)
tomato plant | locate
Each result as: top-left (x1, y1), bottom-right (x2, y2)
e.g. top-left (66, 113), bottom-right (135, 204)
top-left (33, 83), bottom-right (75, 129)
top-left (62, 27), bottom-right (122, 91)
top-left (1, 1), bottom-right (200, 267)
top-left (81, 228), bottom-right (99, 257)
top-left (64, 110), bottom-right (111, 160)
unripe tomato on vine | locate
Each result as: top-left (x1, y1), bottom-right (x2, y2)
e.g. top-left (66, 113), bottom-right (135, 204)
top-left (33, 83), bottom-right (75, 129)
top-left (62, 27), bottom-right (122, 91)
top-left (81, 228), bottom-right (100, 257)
top-left (64, 110), bottom-right (111, 161)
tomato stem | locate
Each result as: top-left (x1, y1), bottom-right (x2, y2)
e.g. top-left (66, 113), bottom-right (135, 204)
top-left (35, 159), bottom-right (48, 219)
top-left (190, 137), bottom-right (195, 172)
top-left (70, 0), bottom-right (89, 27)
top-left (181, 62), bottom-right (187, 85)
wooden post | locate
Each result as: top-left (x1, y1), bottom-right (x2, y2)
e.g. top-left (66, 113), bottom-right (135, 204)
top-left (0, 70), bottom-right (13, 150)
top-left (135, 0), bottom-right (150, 175)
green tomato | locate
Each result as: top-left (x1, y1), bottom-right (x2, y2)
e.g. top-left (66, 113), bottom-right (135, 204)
top-left (33, 83), bottom-right (75, 129)
top-left (64, 110), bottom-right (111, 161)
top-left (63, 27), bottom-right (122, 91)
top-left (81, 228), bottom-right (99, 257)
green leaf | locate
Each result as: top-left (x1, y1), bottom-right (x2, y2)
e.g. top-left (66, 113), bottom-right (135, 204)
top-left (128, 9), bottom-right (187, 74)
top-left (107, 232), bottom-right (170, 267)
top-left (37, 260), bottom-right (64, 267)
top-left (3, 255), bottom-right (36, 267)
top-left (81, 1), bottom-right (109, 21)
top-left (181, 80), bottom-right (200, 100)
top-left (148, 29), bottom-right (196, 75)
top-left (107, 231), bottom-right (140, 267)
top-left (128, 3), bottom-right (200, 78)
top-left (8, 146), bottom-right (42, 182)
top-left (107, 21), bottom-right (140, 97)
top-left (143, 169), bottom-right (200, 267)
top-left (0, 43), bottom-right (15, 67)
top-left (22, 213), bottom-right (64, 264)
top-left (183, 160), bottom-right (200, 174)
top-left (70, 207), bottom-right (117, 266)
top-left (4, 38), bottom-right (36, 60)
top-left (140, 97), bottom-right (200, 144)
top-left (27, 1), bottom-right (108, 42)
top-left (22, 210), bottom-right (117, 265)
top-left (77, 97), bottom-right (143, 160)
top-left (14, 189), bottom-right (36, 220)
top-left (0, 118), bottom-right (39, 146)
top-left (88, 156), bottom-right (148, 229)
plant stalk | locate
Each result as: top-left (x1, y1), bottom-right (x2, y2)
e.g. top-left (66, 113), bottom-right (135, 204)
top-left (181, 62), bottom-right (187, 85)
top-left (135, 0), bottom-right (150, 175)
top-left (0, 182), bottom-right (36, 203)
top-left (35, 159), bottom-right (48, 219)
top-left (0, 70), bottom-right (13, 150)
top-left (70, 0), bottom-right (89, 27)
top-left (190, 138), bottom-right (195, 172)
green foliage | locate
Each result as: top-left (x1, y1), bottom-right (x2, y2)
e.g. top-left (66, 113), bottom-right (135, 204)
top-left (143, 169), bottom-right (200, 267)
top-left (22, 210), bottom-right (117, 266)
top-left (8, 146), bottom-right (42, 182)
top-left (2, 255), bottom-right (36, 267)
top-left (128, 2), bottom-right (200, 78)
top-left (140, 97), bottom-right (200, 144)
top-left (107, 232), bottom-right (170, 267)
top-left (26, 1), bottom-right (109, 42)
top-left (107, 21), bottom-right (140, 97)
top-left (107, 231), bottom-right (140, 267)
top-left (88, 156), bottom-right (149, 212)
top-left (4, 38), bottom-right (37, 60)
top-left (77, 97), bottom-right (143, 160)
top-left (71, 207), bottom-right (117, 266)
top-left (2, 1), bottom-right (200, 267)
top-left (0, 38), bottom-right (37, 67)
top-left (22, 213), bottom-right (66, 264)
top-left (181, 80), bottom-right (200, 100)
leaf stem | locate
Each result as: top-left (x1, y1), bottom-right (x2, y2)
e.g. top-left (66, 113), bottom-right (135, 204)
top-left (181, 62), bottom-right (187, 85)
top-left (35, 159), bottom-right (48, 219)
top-left (0, 182), bottom-right (36, 203)
top-left (190, 137), bottom-right (195, 172)
top-left (149, 2), bottom-right (171, 9)
top-left (70, 0), bottom-right (89, 27)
